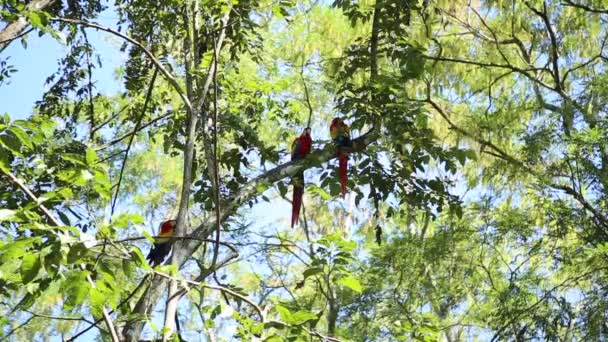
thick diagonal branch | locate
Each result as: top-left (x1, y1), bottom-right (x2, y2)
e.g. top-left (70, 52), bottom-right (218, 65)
top-left (122, 128), bottom-right (378, 340)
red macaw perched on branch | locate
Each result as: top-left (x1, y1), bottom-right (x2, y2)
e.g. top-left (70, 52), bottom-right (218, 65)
top-left (330, 118), bottom-right (352, 197)
top-left (146, 219), bottom-right (176, 266)
top-left (291, 127), bottom-right (312, 228)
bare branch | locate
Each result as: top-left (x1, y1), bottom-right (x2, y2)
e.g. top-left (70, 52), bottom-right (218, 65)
top-left (421, 54), bottom-right (556, 92)
top-left (163, 8), bottom-right (232, 340)
top-left (94, 112), bottom-right (171, 151)
top-left (561, 0), bottom-right (608, 14)
top-left (525, 1), bottom-right (562, 91)
top-left (110, 67), bottom-right (158, 217)
top-left (51, 18), bottom-right (194, 117)
top-left (154, 270), bottom-right (266, 321)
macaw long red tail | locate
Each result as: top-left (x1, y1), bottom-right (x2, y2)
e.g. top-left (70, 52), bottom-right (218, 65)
top-left (292, 173), bottom-right (304, 228)
top-left (292, 184), bottom-right (303, 228)
top-left (339, 153), bottom-right (348, 197)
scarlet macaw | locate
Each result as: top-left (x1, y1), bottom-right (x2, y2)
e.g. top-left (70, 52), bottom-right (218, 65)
top-left (291, 127), bottom-right (312, 228)
top-left (146, 219), bottom-right (176, 266)
top-left (330, 118), bottom-right (351, 197)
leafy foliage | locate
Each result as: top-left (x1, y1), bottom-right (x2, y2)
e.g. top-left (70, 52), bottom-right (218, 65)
top-left (2, 0), bottom-right (608, 341)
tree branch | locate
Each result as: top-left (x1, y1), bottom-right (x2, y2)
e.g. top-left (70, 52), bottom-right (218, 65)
top-left (153, 270), bottom-right (266, 321)
top-left (421, 54), bottom-right (556, 92)
top-left (162, 8), bottom-right (231, 340)
top-left (110, 67), bottom-right (158, 217)
top-left (561, 0), bottom-right (608, 14)
top-left (51, 18), bottom-right (194, 117)
top-left (525, 1), bottom-right (562, 91)
top-left (94, 112), bottom-right (171, 151)
top-left (0, 0), bottom-right (53, 53)
top-left (424, 94), bottom-right (608, 231)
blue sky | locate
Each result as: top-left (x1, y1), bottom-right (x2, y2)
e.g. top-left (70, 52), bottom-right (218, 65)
top-left (1, 15), bottom-right (125, 120)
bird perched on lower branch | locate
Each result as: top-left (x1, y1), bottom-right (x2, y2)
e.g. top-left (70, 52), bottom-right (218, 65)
top-left (146, 219), bottom-right (176, 267)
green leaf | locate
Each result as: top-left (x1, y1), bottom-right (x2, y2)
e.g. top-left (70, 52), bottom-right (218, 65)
top-left (290, 310), bottom-right (317, 325)
top-left (15, 293), bottom-right (36, 310)
top-left (264, 321), bottom-right (287, 330)
top-left (89, 288), bottom-right (105, 317)
top-left (27, 10), bottom-right (49, 29)
top-left (0, 132), bottom-right (22, 154)
top-left (86, 148), bottom-right (98, 165)
top-left (67, 243), bottom-right (88, 264)
top-left (0, 239), bottom-right (32, 263)
top-left (65, 280), bottom-right (89, 309)
top-left (303, 267), bottom-right (323, 279)
top-left (61, 153), bottom-right (87, 166)
top-left (8, 126), bottom-right (32, 149)
top-left (307, 184), bottom-right (332, 201)
top-left (142, 230), bottom-right (154, 243)
top-left (336, 275), bottom-right (363, 293)
top-left (0, 148), bottom-right (9, 172)
top-left (277, 181), bottom-right (287, 197)
top-left (275, 304), bottom-right (293, 323)
top-left (20, 253), bottom-right (40, 284)
top-left (130, 248), bottom-right (150, 271)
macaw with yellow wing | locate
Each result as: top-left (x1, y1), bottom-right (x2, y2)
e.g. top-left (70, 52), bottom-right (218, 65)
top-left (146, 219), bottom-right (176, 266)
top-left (330, 118), bottom-right (352, 197)
top-left (291, 127), bottom-right (312, 228)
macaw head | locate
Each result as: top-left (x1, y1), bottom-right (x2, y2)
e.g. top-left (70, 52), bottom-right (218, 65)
top-left (330, 118), bottom-right (342, 130)
top-left (303, 127), bottom-right (311, 137)
top-left (160, 220), bottom-right (177, 235)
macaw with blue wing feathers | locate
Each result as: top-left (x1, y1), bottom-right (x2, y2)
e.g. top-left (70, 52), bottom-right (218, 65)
top-left (330, 118), bottom-right (352, 197)
top-left (290, 127), bottom-right (312, 228)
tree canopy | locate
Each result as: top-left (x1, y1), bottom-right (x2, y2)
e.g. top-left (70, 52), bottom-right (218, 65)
top-left (2, 0), bottom-right (608, 340)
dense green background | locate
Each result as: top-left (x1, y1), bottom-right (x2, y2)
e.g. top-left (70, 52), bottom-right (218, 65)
top-left (2, 0), bottom-right (608, 340)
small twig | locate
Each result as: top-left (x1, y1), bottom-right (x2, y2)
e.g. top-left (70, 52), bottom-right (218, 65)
top-left (153, 270), bottom-right (265, 321)
top-left (0, 315), bottom-right (35, 340)
top-left (24, 309), bottom-right (100, 326)
top-left (1, 169), bottom-right (61, 226)
top-left (302, 326), bottom-right (343, 342)
top-left (300, 60), bottom-right (314, 128)
top-left (91, 103), bottom-right (130, 135)
top-left (210, 15), bottom-right (222, 277)
top-left (110, 67), bottom-right (158, 217)
top-left (51, 17), bottom-right (194, 117)
top-left (94, 112), bottom-right (171, 151)
top-left (0, 27), bottom-right (34, 45)
top-left (525, 1), bottom-right (562, 91)
top-left (93, 235), bottom-right (238, 254)
top-left (561, 0), bottom-right (608, 14)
